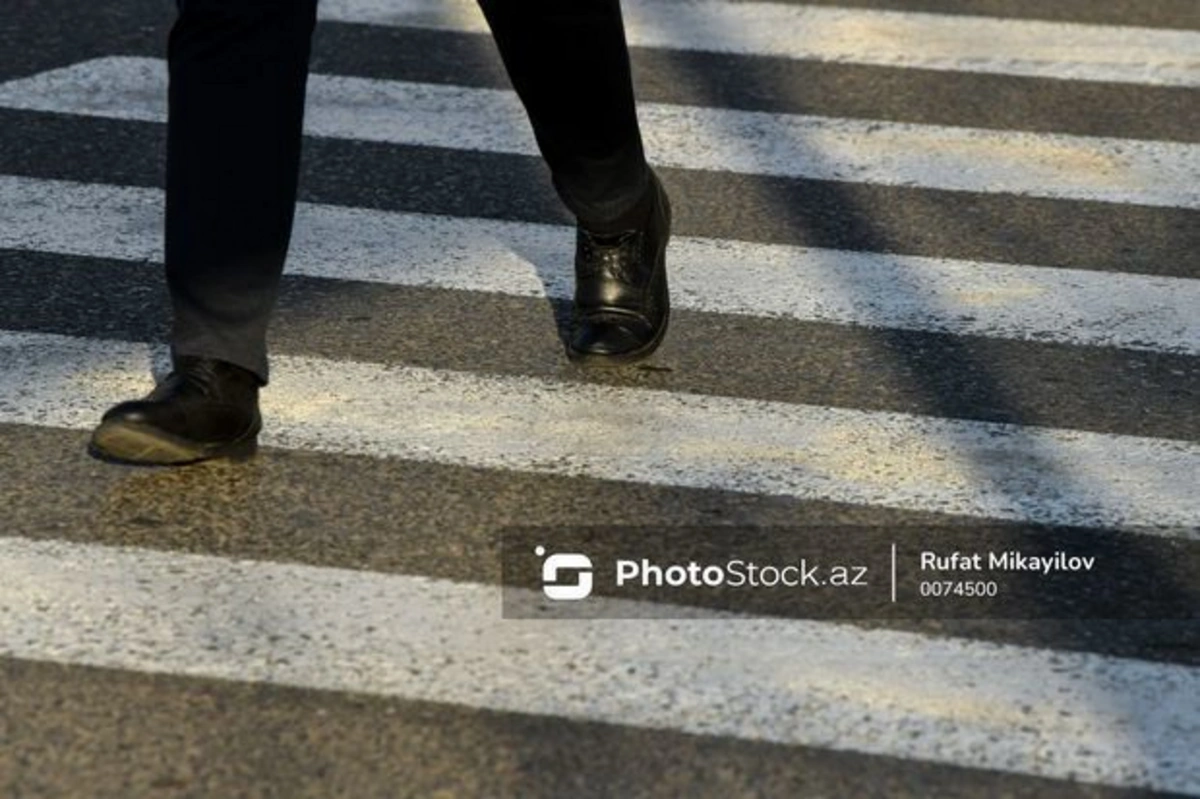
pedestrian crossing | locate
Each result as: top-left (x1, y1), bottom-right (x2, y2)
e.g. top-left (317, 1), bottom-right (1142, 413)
top-left (4, 330), bottom-right (1197, 529)
top-left (317, 0), bottom-right (1200, 87)
top-left (3, 535), bottom-right (1198, 791)
top-left (0, 0), bottom-right (1197, 796)
top-left (5, 57), bottom-right (1199, 207)
top-left (6, 176), bottom-right (1197, 353)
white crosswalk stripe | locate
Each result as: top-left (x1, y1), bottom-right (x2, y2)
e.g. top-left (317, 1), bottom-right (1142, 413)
top-left (3, 535), bottom-right (1198, 794)
top-left (318, 0), bottom-right (1200, 87)
top-left (2, 58), bottom-right (1199, 208)
top-left (6, 175), bottom-right (1197, 354)
top-left (1, 0), bottom-right (1198, 795)
top-left (3, 330), bottom-right (1197, 529)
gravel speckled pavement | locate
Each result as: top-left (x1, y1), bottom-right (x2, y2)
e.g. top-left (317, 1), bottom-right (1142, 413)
top-left (0, 0), bottom-right (1197, 796)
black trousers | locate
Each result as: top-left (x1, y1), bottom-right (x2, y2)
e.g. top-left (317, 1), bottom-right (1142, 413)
top-left (165, 0), bottom-right (651, 385)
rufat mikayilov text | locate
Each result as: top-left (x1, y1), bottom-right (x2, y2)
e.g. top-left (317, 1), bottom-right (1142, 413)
top-left (615, 558), bottom-right (870, 588)
top-left (920, 550), bottom-right (1096, 574)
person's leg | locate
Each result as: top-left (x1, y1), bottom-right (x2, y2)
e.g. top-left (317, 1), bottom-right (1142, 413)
top-left (89, 0), bottom-right (316, 464)
top-left (477, 0), bottom-right (672, 363)
top-left (476, 0), bottom-right (651, 231)
top-left (166, 0), bottom-right (318, 386)
top-left (476, 0), bottom-right (653, 232)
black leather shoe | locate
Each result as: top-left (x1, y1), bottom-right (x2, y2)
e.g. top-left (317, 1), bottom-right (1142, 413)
top-left (88, 355), bottom-right (262, 465)
top-left (567, 171), bottom-right (671, 365)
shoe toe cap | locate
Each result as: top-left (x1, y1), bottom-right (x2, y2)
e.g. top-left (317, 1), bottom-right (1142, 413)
top-left (100, 400), bottom-right (154, 424)
top-left (571, 316), bottom-right (654, 357)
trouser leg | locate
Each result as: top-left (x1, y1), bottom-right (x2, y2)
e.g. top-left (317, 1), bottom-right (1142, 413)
top-left (164, 0), bottom-right (317, 386)
top-left (476, 0), bottom-right (653, 233)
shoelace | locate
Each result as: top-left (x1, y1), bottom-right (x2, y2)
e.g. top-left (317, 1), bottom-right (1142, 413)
top-left (143, 358), bottom-right (256, 402)
top-left (577, 229), bottom-right (643, 285)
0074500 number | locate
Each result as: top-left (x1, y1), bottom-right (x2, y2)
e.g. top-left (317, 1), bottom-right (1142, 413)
top-left (918, 580), bottom-right (998, 598)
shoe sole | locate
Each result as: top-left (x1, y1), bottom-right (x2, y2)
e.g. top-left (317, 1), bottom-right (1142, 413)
top-left (88, 420), bottom-right (259, 466)
top-left (565, 303), bottom-right (671, 367)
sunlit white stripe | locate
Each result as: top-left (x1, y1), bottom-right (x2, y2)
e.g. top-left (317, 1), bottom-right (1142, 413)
top-left (318, 0), bottom-right (1200, 88)
top-left (4, 175), bottom-right (1197, 355)
top-left (1, 330), bottom-right (1197, 529)
top-left (1, 58), bottom-right (1197, 208)
top-left (1, 536), bottom-right (1197, 793)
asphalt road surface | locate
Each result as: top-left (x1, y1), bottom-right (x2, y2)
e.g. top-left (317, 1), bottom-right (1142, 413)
top-left (1, 0), bottom-right (1198, 796)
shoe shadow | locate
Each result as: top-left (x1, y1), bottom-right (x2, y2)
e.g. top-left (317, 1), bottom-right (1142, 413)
top-left (486, 216), bottom-right (576, 351)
